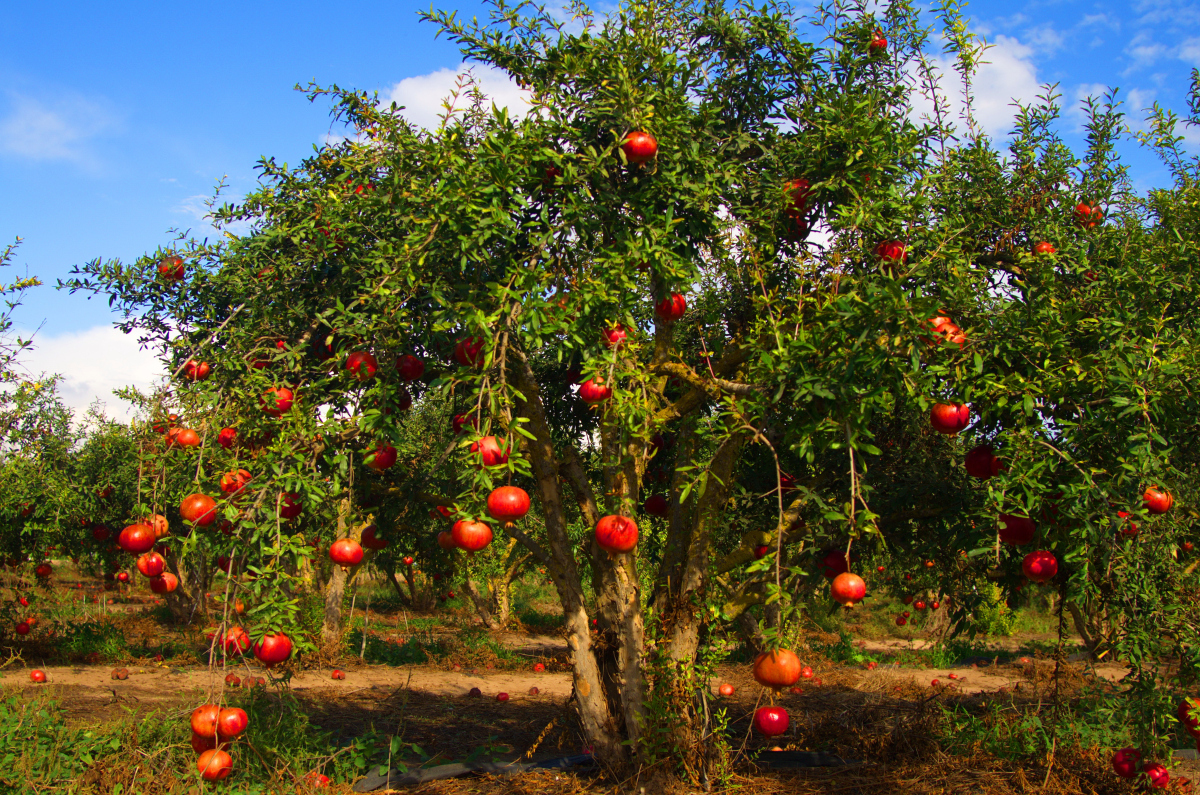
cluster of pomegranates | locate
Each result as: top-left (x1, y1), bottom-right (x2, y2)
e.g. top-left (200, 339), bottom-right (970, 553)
top-left (189, 702), bottom-right (248, 781)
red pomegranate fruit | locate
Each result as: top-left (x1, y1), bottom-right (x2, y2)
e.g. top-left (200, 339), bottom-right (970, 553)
top-left (486, 486), bottom-right (531, 527)
top-left (594, 515), bottom-right (638, 554)
top-left (451, 520), bottom-right (494, 553)
top-left (830, 572), bottom-right (866, 607)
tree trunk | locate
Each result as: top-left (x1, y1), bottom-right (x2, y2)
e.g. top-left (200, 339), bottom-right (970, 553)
top-left (322, 498), bottom-right (364, 644)
top-left (464, 575), bottom-right (503, 630)
top-left (166, 554), bottom-right (209, 625)
top-left (510, 351), bottom-right (628, 766)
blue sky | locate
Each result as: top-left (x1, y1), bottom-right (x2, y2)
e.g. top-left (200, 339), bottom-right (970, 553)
top-left (1, 0), bottom-right (1197, 417)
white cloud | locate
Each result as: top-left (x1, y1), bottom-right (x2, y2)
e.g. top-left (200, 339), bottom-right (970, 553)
top-left (1125, 32), bottom-right (1167, 71)
top-left (382, 63), bottom-right (531, 130)
top-left (1022, 25), bottom-right (1065, 55)
top-left (1180, 37), bottom-right (1200, 66)
top-left (909, 35), bottom-right (1042, 138)
top-left (0, 92), bottom-right (118, 165)
top-left (16, 325), bottom-right (164, 422)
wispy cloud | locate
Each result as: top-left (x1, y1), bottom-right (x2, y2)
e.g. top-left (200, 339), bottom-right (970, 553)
top-left (910, 35), bottom-right (1044, 139)
top-left (16, 324), bottom-right (164, 422)
top-left (382, 63), bottom-right (531, 130)
top-left (0, 92), bottom-right (119, 166)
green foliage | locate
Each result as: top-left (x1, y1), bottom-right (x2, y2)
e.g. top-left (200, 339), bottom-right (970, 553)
top-left (0, 689), bottom-right (121, 791)
top-left (971, 584), bottom-right (1016, 638)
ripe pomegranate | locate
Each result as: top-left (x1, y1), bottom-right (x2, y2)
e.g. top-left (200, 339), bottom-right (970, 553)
top-left (930, 402), bottom-right (970, 434)
top-left (220, 469), bottom-right (252, 495)
top-left (830, 572), bottom-right (866, 607)
top-left (868, 29), bottom-right (887, 53)
top-left (752, 649), bottom-right (801, 689)
top-left (1021, 550), bottom-right (1057, 583)
top-left (964, 445), bottom-right (1002, 479)
top-left (654, 293), bottom-right (687, 323)
top-left (402, 556), bottom-right (414, 566)
top-left (915, 600), bottom-right (926, 610)
top-left (30, 669), bottom-right (46, 683)
top-left (117, 523), bottom-right (156, 554)
top-left (487, 486), bottom-right (531, 527)
top-left (261, 386), bottom-right (295, 417)
top-left (1074, 202), bottom-right (1103, 227)
top-left (467, 687), bottom-right (482, 697)
top-left (1117, 510), bottom-right (1139, 537)
top-left (277, 492), bottom-right (302, 520)
top-left (396, 354), bottom-right (425, 381)
top-left (217, 427), bottom-right (237, 449)
top-left (197, 748), bottom-right (233, 781)
top-left (217, 707), bottom-right (248, 738)
top-left (147, 514), bottom-right (169, 539)
top-left (998, 514), bottom-right (1035, 545)
top-left (361, 525), bottom-right (388, 551)
top-left (331, 669), bottom-right (345, 680)
top-left (158, 255), bottom-right (185, 280)
top-left (15, 622), bottom-right (30, 636)
top-left (496, 692), bottom-right (510, 702)
top-left (452, 413), bottom-right (477, 435)
top-left (344, 351), bottom-right (378, 381)
top-left (533, 663), bottom-right (546, 673)
top-left (594, 515), bottom-right (638, 554)
top-left (180, 494), bottom-right (217, 527)
top-left (643, 494), bottom-right (669, 517)
top-left (225, 673), bottom-right (241, 687)
top-left (437, 531), bottom-right (457, 551)
top-left (601, 324), bottom-right (627, 348)
top-left (454, 336), bottom-right (485, 367)
top-left (621, 131), bottom-right (657, 164)
top-left (329, 538), bottom-right (364, 570)
top-left (470, 436), bottom-right (510, 467)
top-left (451, 520), bottom-right (494, 553)
top-left (364, 443), bottom-right (397, 471)
top-left (754, 545), bottom-right (770, 559)
top-left (753, 706), bottom-right (789, 736)
top-left (1033, 241), bottom-right (1056, 254)
top-left (1142, 762), bottom-right (1169, 789)
top-left (221, 626), bottom-right (250, 655)
top-left (183, 359), bottom-right (211, 381)
top-left (136, 552), bottom-right (165, 578)
top-left (874, 240), bottom-right (907, 266)
top-left (305, 772), bottom-right (332, 788)
top-left (819, 549), bottom-right (849, 579)
top-left (253, 632), bottom-right (293, 668)
top-left (579, 378), bottom-right (613, 404)
top-left (1178, 698), bottom-right (1200, 738)
top-left (168, 427), bottom-right (200, 448)
top-left (896, 615), bottom-right (907, 626)
top-left (91, 524), bottom-right (111, 542)
top-left (1143, 486), bottom-right (1173, 514)
top-left (191, 704), bottom-right (220, 738)
top-left (718, 683), bottom-right (735, 696)
top-left (149, 572), bottom-right (178, 593)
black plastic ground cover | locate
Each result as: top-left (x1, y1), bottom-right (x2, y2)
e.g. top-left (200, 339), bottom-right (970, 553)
top-left (353, 748), bottom-right (857, 789)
